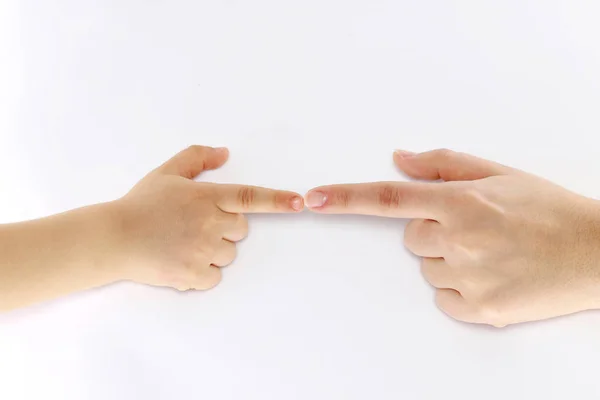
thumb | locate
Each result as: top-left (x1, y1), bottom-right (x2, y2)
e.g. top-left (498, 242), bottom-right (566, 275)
top-left (156, 145), bottom-right (229, 179)
top-left (393, 148), bottom-right (517, 182)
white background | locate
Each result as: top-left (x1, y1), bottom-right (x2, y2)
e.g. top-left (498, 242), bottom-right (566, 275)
top-left (2, 1), bottom-right (600, 399)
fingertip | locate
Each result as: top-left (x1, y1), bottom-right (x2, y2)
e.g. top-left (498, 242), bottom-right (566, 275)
top-left (290, 195), bottom-right (305, 212)
top-left (393, 149), bottom-right (416, 168)
top-left (212, 146), bottom-right (230, 163)
top-left (273, 191), bottom-right (305, 213)
top-left (214, 146), bottom-right (229, 156)
top-left (304, 190), bottom-right (328, 209)
top-left (195, 147), bottom-right (228, 173)
top-left (394, 149), bottom-right (416, 159)
top-left (393, 149), bottom-right (435, 180)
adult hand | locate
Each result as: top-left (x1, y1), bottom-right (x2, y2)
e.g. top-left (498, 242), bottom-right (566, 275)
top-left (306, 149), bottom-right (600, 327)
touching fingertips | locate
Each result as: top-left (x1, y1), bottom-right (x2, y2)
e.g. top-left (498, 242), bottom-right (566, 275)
top-left (305, 191), bottom-right (328, 208)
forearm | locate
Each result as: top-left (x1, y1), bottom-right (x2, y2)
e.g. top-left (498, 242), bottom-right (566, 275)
top-left (0, 202), bottom-right (123, 311)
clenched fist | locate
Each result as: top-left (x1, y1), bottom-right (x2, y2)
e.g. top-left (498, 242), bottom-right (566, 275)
top-left (306, 149), bottom-right (600, 327)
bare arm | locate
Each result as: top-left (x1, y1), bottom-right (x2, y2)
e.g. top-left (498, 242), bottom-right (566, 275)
top-left (0, 145), bottom-right (304, 312)
top-left (0, 203), bottom-right (123, 311)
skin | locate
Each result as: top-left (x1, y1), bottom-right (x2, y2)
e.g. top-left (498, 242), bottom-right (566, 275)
top-left (3, 146), bottom-right (600, 327)
top-left (305, 149), bottom-right (600, 327)
top-left (0, 145), bottom-right (304, 312)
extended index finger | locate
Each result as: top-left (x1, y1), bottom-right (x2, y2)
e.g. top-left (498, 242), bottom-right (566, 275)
top-left (305, 181), bottom-right (449, 220)
top-left (215, 184), bottom-right (305, 214)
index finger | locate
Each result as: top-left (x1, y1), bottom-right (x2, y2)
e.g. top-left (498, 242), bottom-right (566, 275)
top-left (214, 184), bottom-right (305, 214)
top-left (304, 181), bottom-right (449, 220)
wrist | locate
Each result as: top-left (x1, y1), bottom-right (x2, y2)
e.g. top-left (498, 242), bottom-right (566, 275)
top-left (577, 198), bottom-right (600, 309)
top-left (0, 201), bottom-right (131, 311)
top-left (73, 201), bottom-right (131, 286)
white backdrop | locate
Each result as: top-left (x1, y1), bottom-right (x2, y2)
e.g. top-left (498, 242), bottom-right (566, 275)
top-left (2, 1), bottom-right (600, 399)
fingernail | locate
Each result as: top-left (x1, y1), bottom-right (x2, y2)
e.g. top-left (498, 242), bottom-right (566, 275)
top-left (394, 149), bottom-right (415, 159)
top-left (214, 147), bottom-right (228, 153)
top-left (306, 191), bottom-right (327, 208)
top-left (290, 196), bottom-right (304, 211)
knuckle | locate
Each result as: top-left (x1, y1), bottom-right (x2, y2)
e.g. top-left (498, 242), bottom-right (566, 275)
top-left (420, 261), bottom-right (435, 282)
top-left (195, 183), bottom-right (218, 202)
top-left (444, 230), bottom-right (487, 265)
top-left (473, 296), bottom-right (505, 326)
top-left (228, 245), bottom-right (238, 262)
top-left (449, 186), bottom-right (506, 219)
top-left (220, 242), bottom-right (238, 262)
top-left (237, 187), bottom-right (256, 209)
top-left (434, 290), bottom-right (452, 313)
top-left (462, 188), bottom-right (483, 203)
top-left (192, 266), bottom-right (222, 290)
top-left (403, 220), bottom-right (423, 250)
top-left (186, 145), bottom-right (207, 155)
top-left (377, 185), bottom-right (402, 209)
top-left (187, 144), bottom-right (207, 160)
top-left (176, 145), bottom-right (208, 177)
top-left (238, 215), bottom-right (249, 236)
top-left (446, 187), bottom-right (480, 208)
top-left (433, 148), bottom-right (455, 160)
top-left (173, 263), bottom-right (197, 291)
top-left (435, 289), bottom-right (470, 322)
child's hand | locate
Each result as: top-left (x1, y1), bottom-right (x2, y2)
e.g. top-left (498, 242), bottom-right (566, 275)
top-left (113, 145), bottom-right (304, 291)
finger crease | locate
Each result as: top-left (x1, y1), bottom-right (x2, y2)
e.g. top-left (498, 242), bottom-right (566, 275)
top-left (238, 188), bottom-right (255, 209)
top-left (335, 191), bottom-right (350, 207)
top-left (378, 186), bottom-right (401, 208)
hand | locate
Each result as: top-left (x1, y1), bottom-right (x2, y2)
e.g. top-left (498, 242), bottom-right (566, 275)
top-left (305, 149), bottom-right (600, 327)
top-left (114, 145), bottom-right (304, 291)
